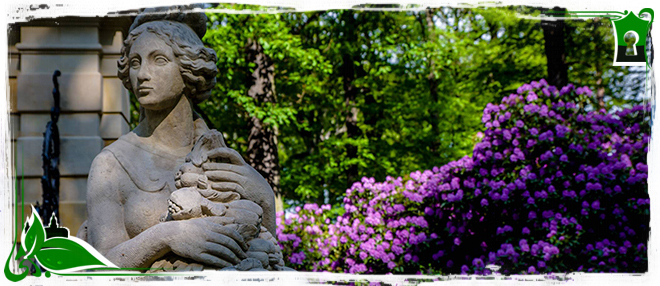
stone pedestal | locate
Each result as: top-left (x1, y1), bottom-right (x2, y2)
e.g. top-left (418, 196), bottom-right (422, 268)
top-left (9, 17), bottom-right (132, 236)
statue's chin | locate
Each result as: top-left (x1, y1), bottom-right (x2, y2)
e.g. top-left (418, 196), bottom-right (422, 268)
top-left (137, 94), bottom-right (182, 111)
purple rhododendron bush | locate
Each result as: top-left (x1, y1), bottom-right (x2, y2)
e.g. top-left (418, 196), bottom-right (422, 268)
top-left (276, 80), bottom-right (650, 275)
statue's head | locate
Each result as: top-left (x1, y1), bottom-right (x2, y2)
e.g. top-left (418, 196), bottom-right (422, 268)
top-left (118, 6), bottom-right (218, 110)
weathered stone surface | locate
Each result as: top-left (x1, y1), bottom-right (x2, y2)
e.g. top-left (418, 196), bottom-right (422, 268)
top-left (8, 54), bottom-right (19, 77)
top-left (21, 177), bottom-right (88, 204)
top-left (248, 238), bottom-right (276, 253)
top-left (17, 72), bottom-right (102, 112)
top-left (100, 114), bottom-right (129, 139)
top-left (9, 77), bottom-right (17, 112)
top-left (245, 252), bottom-right (269, 269)
top-left (101, 56), bottom-right (122, 77)
top-left (59, 202), bottom-right (87, 240)
top-left (10, 114), bottom-right (19, 140)
top-left (235, 258), bottom-right (264, 271)
top-left (20, 113), bottom-right (100, 137)
top-left (102, 77), bottom-right (131, 117)
top-left (19, 54), bottom-right (99, 73)
top-left (19, 26), bottom-right (100, 47)
top-left (16, 136), bottom-right (103, 176)
top-left (100, 30), bottom-right (124, 54)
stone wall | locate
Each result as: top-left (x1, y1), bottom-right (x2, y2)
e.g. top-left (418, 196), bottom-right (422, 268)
top-left (9, 17), bottom-right (132, 235)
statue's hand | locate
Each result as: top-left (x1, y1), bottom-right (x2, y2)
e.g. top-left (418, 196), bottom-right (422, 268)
top-left (202, 148), bottom-right (273, 207)
top-left (201, 147), bottom-right (276, 235)
top-left (163, 217), bottom-right (248, 268)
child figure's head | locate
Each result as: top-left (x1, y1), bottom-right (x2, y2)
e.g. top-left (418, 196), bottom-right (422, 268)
top-left (168, 187), bottom-right (204, 220)
top-left (170, 164), bottom-right (209, 220)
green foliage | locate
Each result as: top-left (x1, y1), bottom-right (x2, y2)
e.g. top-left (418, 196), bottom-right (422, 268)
top-left (124, 6), bottom-right (645, 206)
top-left (201, 7), bottom-right (552, 205)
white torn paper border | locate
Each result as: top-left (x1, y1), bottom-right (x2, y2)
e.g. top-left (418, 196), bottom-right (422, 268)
top-left (0, 0), bottom-right (657, 285)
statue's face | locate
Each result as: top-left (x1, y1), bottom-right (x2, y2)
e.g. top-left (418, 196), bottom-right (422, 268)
top-left (128, 31), bottom-right (186, 110)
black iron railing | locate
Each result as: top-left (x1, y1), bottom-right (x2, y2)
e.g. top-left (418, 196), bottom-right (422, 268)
top-left (35, 70), bottom-right (61, 224)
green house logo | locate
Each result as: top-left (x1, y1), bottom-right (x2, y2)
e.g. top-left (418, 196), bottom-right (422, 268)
top-left (611, 9), bottom-right (654, 66)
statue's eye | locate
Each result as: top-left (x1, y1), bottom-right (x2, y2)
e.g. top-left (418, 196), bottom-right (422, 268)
top-left (155, 56), bottom-right (169, 65)
top-left (130, 58), bottom-right (140, 69)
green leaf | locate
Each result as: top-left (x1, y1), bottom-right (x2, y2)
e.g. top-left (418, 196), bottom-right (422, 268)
top-left (21, 206), bottom-right (45, 257)
top-left (35, 237), bottom-right (114, 271)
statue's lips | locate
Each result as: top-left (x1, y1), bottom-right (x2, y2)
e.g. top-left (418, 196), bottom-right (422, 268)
top-left (137, 86), bottom-right (153, 95)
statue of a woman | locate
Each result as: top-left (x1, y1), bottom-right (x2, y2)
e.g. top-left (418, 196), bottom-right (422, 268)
top-left (83, 6), bottom-right (276, 270)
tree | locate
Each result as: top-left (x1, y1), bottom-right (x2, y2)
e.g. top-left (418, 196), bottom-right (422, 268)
top-left (203, 5), bottom-right (333, 209)
top-left (188, 5), bottom-right (646, 208)
top-left (244, 37), bottom-right (281, 210)
top-left (540, 7), bottom-right (569, 88)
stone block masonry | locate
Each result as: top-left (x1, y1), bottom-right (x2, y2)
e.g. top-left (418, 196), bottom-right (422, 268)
top-left (9, 17), bottom-right (132, 236)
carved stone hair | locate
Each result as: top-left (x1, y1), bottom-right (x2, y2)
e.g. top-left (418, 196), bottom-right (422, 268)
top-left (117, 19), bottom-right (218, 104)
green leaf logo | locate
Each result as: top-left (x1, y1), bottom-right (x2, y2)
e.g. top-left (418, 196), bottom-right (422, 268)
top-left (6, 207), bottom-right (118, 281)
top-left (21, 206), bottom-right (46, 257)
top-left (35, 237), bottom-right (116, 272)
top-left (6, 155), bottom-right (117, 282)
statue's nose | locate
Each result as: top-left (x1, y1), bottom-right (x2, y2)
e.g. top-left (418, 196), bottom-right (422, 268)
top-left (137, 64), bottom-right (152, 82)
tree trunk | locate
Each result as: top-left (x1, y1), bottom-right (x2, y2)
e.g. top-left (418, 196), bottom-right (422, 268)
top-left (541, 7), bottom-right (569, 88)
top-left (425, 8), bottom-right (440, 153)
top-left (340, 11), bottom-right (360, 188)
top-left (245, 38), bottom-right (283, 212)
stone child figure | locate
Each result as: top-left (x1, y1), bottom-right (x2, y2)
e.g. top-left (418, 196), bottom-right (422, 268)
top-left (149, 130), bottom-right (285, 271)
top-left (83, 6), bottom-right (278, 271)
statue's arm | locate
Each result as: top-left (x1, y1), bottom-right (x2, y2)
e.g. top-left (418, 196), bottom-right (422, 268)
top-left (86, 151), bottom-right (172, 268)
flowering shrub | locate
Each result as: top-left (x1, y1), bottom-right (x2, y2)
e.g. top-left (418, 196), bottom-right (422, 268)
top-left (277, 80), bottom-right (650, 274)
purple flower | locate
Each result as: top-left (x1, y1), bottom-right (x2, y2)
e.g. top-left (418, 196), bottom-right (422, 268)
top-left (638, 243), bottom-right (646, 251)
top-left (529, 211), bottom-right (537, 220)
top-left (527, 139), bottom-right (536, 148)
top-left (472, 258), bottom-right (484, 267)
top-left (461, 265), bottom-right (469, 274)
top-left (387, 261), bottom-right (396, 269)
top-left (503, 130), bottom-right (512, 140)
top-left (528, 266), bottom-right (536, 273)
top-left (530, 128), bottom-right (539, 136)
top-left (527, 92), bottom-right (538, 102)
top-left (432, 250), bottom-right (444, 260)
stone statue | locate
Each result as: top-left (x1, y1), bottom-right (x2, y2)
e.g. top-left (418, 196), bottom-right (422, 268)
top-left (148, 130), bottom-right (285, 271)
top-left (81, 5), bottom-right (285, 271)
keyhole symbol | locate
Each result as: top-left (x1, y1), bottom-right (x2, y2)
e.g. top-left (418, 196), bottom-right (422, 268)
top-left (624, 31), bottom-right (639, 56)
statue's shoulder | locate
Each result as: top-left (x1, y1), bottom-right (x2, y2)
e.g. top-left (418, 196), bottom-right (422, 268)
top-left (99, 132), bottom-right (171, 193)
top-left (88, 134), bottom-right (136, 186)
top-left (98, 132), bottom-right (139, 175)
